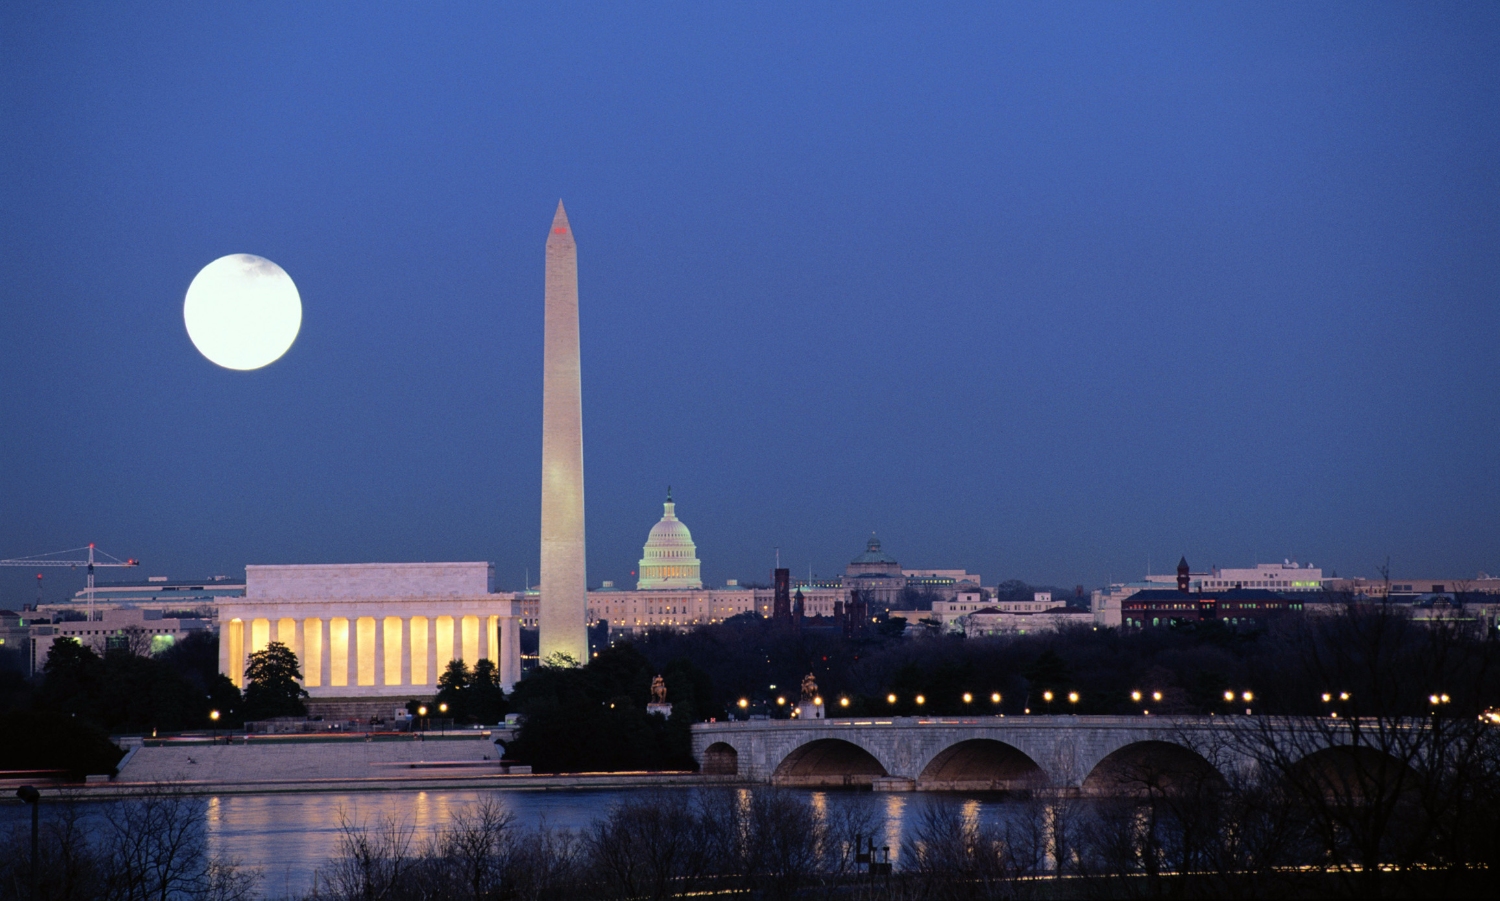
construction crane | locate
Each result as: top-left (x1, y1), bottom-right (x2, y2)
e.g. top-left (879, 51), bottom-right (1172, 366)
top-left (0, 544), bottom-right (139, 622)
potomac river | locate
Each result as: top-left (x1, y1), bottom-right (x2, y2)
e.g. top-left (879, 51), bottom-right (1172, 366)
top-left (2, 786), bottom-right (1025, 898)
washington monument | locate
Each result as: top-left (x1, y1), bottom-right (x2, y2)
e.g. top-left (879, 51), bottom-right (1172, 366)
top-left (539, 200), bottom-right (588, 663)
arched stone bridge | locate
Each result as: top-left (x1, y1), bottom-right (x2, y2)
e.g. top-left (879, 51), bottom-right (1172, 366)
top-left (691, 715), bottom-right (1345, 793)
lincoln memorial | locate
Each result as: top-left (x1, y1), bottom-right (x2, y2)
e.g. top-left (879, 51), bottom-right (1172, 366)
top-left (217, 562), bottom-right (524, 698)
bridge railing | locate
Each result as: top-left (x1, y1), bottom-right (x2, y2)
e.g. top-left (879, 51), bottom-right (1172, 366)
top-left (691, 714), bottom-right (1234, 730)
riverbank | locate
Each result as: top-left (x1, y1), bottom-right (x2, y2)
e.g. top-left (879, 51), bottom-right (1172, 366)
top-left (64, 770), bottom-right (734, 798)
top-left (48, 731), bottom-right (739, 797)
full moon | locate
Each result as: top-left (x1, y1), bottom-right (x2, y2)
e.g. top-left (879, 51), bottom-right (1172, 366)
top-left (183, 254), bottom-right (302, 370)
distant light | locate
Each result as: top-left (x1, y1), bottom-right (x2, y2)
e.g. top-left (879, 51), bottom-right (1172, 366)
top-left (1152, 691), bottom-right (1162, 702)
top-left (1067, 692), bottom-right (1079, 704)
top-left (1131, 691), bottom-right (1142, 702)
top-left (962, 692), bottom-right (973, 704)
top-left (813, 696), bottom-right (823, 706)
top-left (839, 697), bottom-right (849, 707)
top-left (887, 693), bottom-right (897, 704)
top-left (1042, 691), bottom-right (1054, 703)
top-left (776, 697), bottom-right (786, 706)
top-left (209, 710), bottom-right (220, 721)
top-left (990, 693), bottom-right (1001, 704)
top-left (1242, 691), bottom-right (1253, 702)
top-left (1224, 691), bottom-right (1235, 702)
top-left (737, 698), bottom-right (748, 708)
top-left (915, 695), bottom-right (926, 705)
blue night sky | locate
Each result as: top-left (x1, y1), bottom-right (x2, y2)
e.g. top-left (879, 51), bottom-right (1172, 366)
top-left (2, 3), bottom-right (1496, 604)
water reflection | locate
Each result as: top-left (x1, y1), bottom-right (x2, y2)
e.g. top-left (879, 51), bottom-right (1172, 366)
top-left (1, 787), bottom-right (1034, 898)
top-left (882, 792), bottom-right (905, 859)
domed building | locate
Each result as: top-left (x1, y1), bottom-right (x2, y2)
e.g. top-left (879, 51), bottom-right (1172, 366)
top-left (842, 534), bottom-right (908, 609)
top-left (636, 490), bottom-right (703, 590)
top-left (846, 534), bottom-right (903, 578)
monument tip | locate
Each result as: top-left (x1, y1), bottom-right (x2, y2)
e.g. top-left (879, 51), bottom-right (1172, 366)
top-left (551, 200), bottom-right (570, 235)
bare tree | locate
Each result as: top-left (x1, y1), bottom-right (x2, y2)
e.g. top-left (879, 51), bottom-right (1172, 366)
top-left (100, 786), bottom-right (258, 901)
top-left (1228, 604), bottom-right (1500, 897)
top-left (583, 790), bottom-right (714, 900)
top-left (311, 812), bottom-right (419, 901)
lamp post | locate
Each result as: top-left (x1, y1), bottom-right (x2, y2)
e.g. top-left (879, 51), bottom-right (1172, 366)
top-left (417, 705), bottom-right (428, 735)
top-left (1042, 690), bottom-right (1054, 715)
top-left (438, 702), bottom-right (448, 735)
top-left (210, 709), bottom-right (220, 743)
top-left (16, 785), bottom-right (38, 900)
top-left (1322, 691), bottom-right (1351, 719)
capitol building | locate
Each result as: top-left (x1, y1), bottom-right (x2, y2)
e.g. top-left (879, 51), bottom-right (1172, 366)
top-left (587, 492), bottom-right (817, 631)
top-left (633, 491), bottom-right (703, 590)
top-left (508, 493), bottom-right (980, 635)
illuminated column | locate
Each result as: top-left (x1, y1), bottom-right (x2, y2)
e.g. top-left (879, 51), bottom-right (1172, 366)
top-left (251, 618), bottom-right (270, 655)
top-left (482, 615), bottom-right (497, 666)
top-left (277, 617), bottom-right (297, 652)
top-left (435, 615), bottom-right (455, 671)
top-left (329, 618), bottom-right (349, 688)
top-left (383, 617), bottom-right (402, 686)
top-left (371, 615), bottom-right (385, 687)
top-left (423, 616), bottom-right (437, 688)
top-left (400, 617), bottom-right (412, 686)
top-left (357, 616), bottom-right (377, 686)
top-left (462, 615), bottom-right (479, 666)
top-left (227, 618), bottom-right (244, 688)
top-left (301, 618), bottom-right (321, 688)
top-left (218, 618), bottom-right (231, 684)
top-left (318, 617), bottom-right (331, 688)
top-left (499, 615), bottom-right (521, 691)
top-left (338, 618), bottom-right (355, 688)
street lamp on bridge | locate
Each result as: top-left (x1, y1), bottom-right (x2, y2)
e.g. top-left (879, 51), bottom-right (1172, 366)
top-left (1321, 691), bottom-right (1352, 718)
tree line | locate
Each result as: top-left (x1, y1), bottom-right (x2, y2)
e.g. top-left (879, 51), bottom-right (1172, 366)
top-left (4, 599), bottom-right (1496, 781)
top-left (16, 771), bottom-right (1493, 900)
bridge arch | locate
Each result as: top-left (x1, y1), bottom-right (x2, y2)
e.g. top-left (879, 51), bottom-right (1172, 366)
top-left (917, 739), bottom-right (1047, 791)
top-left (1287, 745), bottom-right (1418, 805)
top-left (1082, 740), bottom-right (1225, 796)
top-left (702, 741), bottom-right (739, 776)
top-left (772, 738), bottom-right (888, 787)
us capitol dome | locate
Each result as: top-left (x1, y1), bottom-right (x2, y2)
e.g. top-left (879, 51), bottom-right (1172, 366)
top-left (636, 488), bottom-right (703, 590)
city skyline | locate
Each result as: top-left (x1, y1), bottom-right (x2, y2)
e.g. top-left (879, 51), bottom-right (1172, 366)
top-left (3, 4), bottom-right (1497, 604)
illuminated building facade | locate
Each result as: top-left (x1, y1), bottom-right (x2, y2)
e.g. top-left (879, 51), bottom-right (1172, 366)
top-left (217, 563), bottom-right (523, 696)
